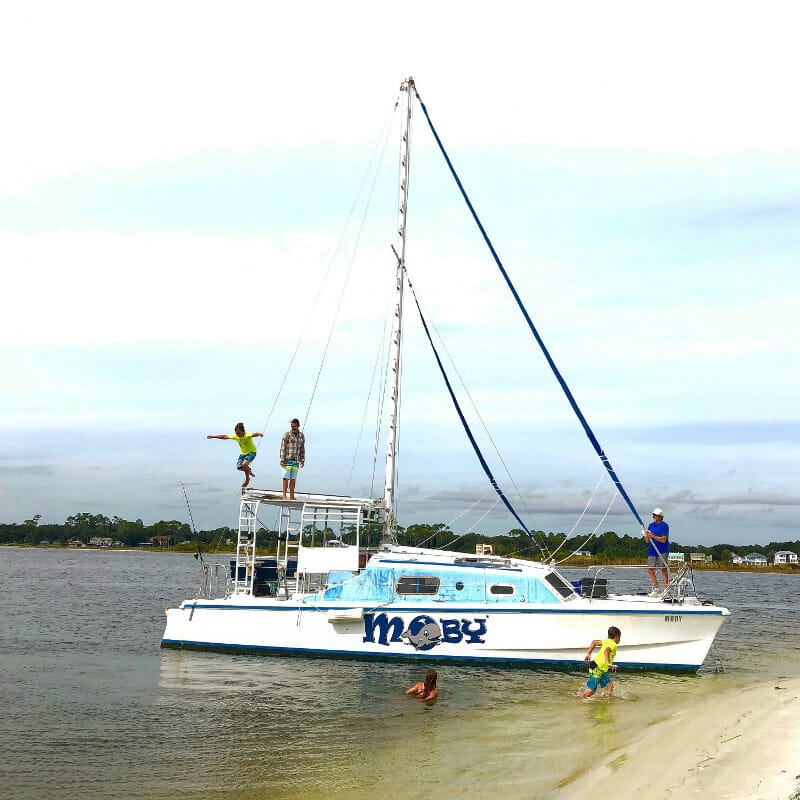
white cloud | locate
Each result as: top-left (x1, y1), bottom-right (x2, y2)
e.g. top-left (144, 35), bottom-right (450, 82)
top-left (3, 2), bottom-right (800, 192)
top-left (0, 231), bottom-right (353, 346)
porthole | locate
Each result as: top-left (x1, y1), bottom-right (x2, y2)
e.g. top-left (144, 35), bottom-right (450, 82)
top-left (455, 581), bottom-right (464, 591)
top-left (396, 576), bottom-right (440, 595)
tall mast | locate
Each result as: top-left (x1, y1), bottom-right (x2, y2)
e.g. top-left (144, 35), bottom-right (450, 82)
top-left (383, 77), bottom-right (414, 542)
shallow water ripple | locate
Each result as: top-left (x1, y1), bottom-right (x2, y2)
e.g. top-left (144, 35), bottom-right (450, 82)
top-left (1, 547), bottom-right (797, 799)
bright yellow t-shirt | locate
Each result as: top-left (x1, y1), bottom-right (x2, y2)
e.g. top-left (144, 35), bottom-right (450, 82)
top-left (594, 638), bottom-right (618, 673)
top-left (226, 433), bottom-right (257, 454)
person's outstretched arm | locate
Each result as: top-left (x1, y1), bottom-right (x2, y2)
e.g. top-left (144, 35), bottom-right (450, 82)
top-left (207, 434), bottom-right (230, 440)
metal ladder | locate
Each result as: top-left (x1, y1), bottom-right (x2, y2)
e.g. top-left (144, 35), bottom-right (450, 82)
top-left (276, 505), bottom-right (304, 596)
top-left (233, 500), bottom-right (258, 594)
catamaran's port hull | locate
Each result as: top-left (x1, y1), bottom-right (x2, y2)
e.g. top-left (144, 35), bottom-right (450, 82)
top-left (162, 598), bottom-right (728, 672)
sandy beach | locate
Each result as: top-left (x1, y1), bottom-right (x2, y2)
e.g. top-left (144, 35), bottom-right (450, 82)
top-left (560, 676), bottom-right (800, 800)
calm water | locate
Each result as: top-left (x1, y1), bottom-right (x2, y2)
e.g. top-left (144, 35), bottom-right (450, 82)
top-left (1, 547), bottom-right (798, 799)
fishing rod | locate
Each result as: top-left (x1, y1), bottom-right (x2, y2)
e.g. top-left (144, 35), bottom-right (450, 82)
top-left (180, 482), bottom-right (204, 564)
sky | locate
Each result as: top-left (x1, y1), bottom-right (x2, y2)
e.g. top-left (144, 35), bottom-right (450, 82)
top-left (1, 1), bottom-right (799, 547)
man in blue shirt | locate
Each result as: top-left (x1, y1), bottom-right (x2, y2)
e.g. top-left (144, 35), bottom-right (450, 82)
top-left (644, 507), bottom-right (669, 596)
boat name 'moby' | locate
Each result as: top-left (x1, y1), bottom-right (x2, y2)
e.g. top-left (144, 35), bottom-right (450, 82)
top-left (665, 615), bottom-right (683, 622)
top-left (363, 613), bottom-right (487, 650)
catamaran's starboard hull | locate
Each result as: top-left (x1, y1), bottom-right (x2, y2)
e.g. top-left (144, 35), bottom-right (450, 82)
top-left (162, 597), bottom-right (728, 671)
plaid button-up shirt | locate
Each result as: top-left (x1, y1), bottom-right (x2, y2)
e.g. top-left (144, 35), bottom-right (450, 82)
top-left (280, 430), bottom-right (305, 463)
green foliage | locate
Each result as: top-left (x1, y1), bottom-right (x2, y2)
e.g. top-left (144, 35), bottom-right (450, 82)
top-left (1, 513), bottom-right (799, 565)
top-left (65, 513), bottom-right (113, 537)
top-left (399, 523), bottom-right (452, 549)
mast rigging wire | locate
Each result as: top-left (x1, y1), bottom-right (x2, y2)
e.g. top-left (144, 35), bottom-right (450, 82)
top-left (422, 305), bottom-right (551, 557)
top-left (442, 498), bottom-right (500, 551)
top-left (555, 491), bottom-right (619, 566)
top-left (258, 98), bottom-right (400, 438)
top-left (546, 474), bottom-right (606, 561)
top-left (346, 279), bottom-right (397, 493)
top-left (302, 127), bottom-right (393, 428)
top-left (405, 270), bottom-right (537, 540)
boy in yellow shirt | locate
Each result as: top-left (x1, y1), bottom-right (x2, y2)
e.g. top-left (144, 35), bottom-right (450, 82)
top-left (580, 626), bottom-right (621, 699)
top-left (207, 422), bottom-right (263, 488)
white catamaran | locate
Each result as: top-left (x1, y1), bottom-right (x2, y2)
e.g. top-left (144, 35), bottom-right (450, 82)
top-left (162, 78), bottom-right (730, 671)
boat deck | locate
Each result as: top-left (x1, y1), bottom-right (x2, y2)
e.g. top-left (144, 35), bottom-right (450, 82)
top-left (240, 488), bottom-right (386, 511)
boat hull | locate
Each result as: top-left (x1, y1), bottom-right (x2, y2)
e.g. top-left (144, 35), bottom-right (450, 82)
top-left (162, 596), bottom-right (728, 671)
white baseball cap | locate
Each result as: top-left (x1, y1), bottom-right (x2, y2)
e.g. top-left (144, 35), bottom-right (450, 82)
top-left (652, 508), bottom-right (664, 516)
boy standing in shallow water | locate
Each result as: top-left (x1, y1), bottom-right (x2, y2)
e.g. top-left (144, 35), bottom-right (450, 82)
top-left (580, 626), bottom-right (621, 699)
top-left (207, 423), bottom-right (263, 488)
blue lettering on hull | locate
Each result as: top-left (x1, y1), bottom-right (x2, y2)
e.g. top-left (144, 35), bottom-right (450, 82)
top-left (364, 612), bottom-right (487, 649)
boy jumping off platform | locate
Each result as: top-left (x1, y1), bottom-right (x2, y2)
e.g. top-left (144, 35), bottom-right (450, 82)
top-left (207, 422), bottom-right (263, 488)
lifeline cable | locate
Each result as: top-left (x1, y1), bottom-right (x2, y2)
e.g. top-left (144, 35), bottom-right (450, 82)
top-left (413, 87), bottom-right (644, 529)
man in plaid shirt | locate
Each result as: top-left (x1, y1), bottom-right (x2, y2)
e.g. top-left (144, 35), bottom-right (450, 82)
top-left (280, 418), bottom-right (305, 500)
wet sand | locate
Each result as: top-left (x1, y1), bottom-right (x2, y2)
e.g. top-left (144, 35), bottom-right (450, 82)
top-left (560, 676), bottom-right (800, 800)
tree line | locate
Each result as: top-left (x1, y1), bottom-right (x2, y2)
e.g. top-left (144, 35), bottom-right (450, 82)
top-left (1, 513), bottom-right (798, 563)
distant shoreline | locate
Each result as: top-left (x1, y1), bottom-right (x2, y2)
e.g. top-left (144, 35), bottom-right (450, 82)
top-left (5, 543), bottom-right (800, 575)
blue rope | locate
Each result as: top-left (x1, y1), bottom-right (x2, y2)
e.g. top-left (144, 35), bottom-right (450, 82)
top-left (415, 93), bottom-right (644, 529)
top-left (407, 280), bottom-right (534, 538)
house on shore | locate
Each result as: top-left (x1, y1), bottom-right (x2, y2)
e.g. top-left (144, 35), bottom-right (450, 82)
top-left (151, 535), bottom-right (173, 548)
top-left (89, 537), bottom-right (113, 547)
top-left (773, 550), bottom-right (798, 565)
top-left (743, 552), bottom-right (768, 566)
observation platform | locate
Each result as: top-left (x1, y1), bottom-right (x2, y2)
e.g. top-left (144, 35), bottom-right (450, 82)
top-left (239, 488), bottom-right (386, 513)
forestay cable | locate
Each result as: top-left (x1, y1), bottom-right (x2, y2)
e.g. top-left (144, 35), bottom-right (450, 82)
top-left (413, 87), bottom-right (644, 529)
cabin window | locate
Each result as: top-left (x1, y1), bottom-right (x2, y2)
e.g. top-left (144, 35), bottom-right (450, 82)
top-left (544, 572), bottom-right (576, 599)
top-left (489, 584), bottom-right (515, 595)
top-left (396, 576), bottom-right (440, 595)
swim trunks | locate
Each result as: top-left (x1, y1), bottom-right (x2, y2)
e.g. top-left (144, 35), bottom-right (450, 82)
top-left (586, 671), bottom-right (612, 691)
top-left (237, 452), bottom-right (256, 468)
